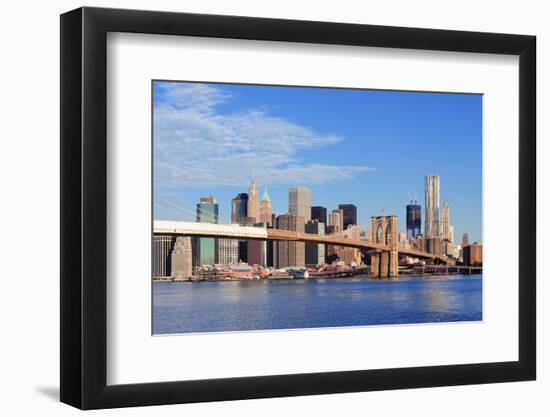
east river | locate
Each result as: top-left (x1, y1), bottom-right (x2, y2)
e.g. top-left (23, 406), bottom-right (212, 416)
top-left (153, 275), bottom-right (482, 334)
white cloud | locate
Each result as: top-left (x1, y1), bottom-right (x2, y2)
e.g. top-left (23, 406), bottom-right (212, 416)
top-left (155, 82), bottom-right (231, 111)
top-left (154, 83), bottom-right (373, 189)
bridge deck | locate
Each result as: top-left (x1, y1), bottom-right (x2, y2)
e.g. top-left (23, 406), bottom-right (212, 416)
top-left (154, 220), bottom-right (443, 261)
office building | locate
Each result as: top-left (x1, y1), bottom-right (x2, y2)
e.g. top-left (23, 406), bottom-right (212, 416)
top-left (305, 220), bottom-right (325, 266)
top-left (232, 192), bottom-right (249, 263)
top-left (462, 232), bottom-right (469, 248)
top-left (276, 214), bottom-right (305, 268)
top-left (238, 241), bottom-right (248, 263)
top-left (449, 242), bottom-right (460, 259)
top-left (197, 195), bottom-right (218, 223)
top-left (259, 187), bottom-right (273, 226)
top-left (338, 204), bottom-right (357, 229)
top-left (231, 193), bottom-right (248, 224)
top-left (427, 236), bottom-right (442, 257)
top-left (329, 208), bottom-right (344, 234)
top-left (247, 240), bottom-right (263, 266)
top-left (247, 223), bottom-right (269, 266)
top-left (311, 206), bottom-right (328, 230)
top-left (266, 239), bottom-right (275, 267)
top-left (441, 239), bottom-right (458, 260)
top-left (171, 236), bottom-right (193, 278)
top-left (288, 186), bottom-right (311, 222)
top-left (153, 235), bottom-right (175, 278)
top-left (247, 179), bottom-right (259, 222)
top-left (338, 248), bottom-right (362, 266)
top-left (410, 235), bottom-right (428, 252)
top-left (310, 206), bottom-right (328, 262)
top-left (424, 175), bottom-right (441, 238)
top-left (327, 209), bottom-right (343, 260)
top-left (338, 225), bottom-right (362, 265)
top-left (441, 199), bottom-right (451, 240)
top-left (218, 238), bottom-right (239, 265)
top-left (271, 215), bottom-right (278, 268)
top-left (463, 242), bottom-right (483, 266)
top-left (196, 195), bottom-right (218, 266)
top-left (325, 225), bottom-right (337, 235)
top-left (406, 200), bottom-right (422, 239)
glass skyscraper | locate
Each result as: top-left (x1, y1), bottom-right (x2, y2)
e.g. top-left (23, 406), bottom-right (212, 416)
top-left (231, 193), bottom-right (248, 224)
top-left (406, 201), bottom-right (422, 239)
top-left (311, 206), bottom-right (327, 227)
top-left (338, 204), bottom-right (357, 230)
top-left (196, 195), bottom-right (219, 266)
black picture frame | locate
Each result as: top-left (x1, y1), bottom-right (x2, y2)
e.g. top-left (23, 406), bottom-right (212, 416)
top-left (60, 6), bottom-right (536, 410)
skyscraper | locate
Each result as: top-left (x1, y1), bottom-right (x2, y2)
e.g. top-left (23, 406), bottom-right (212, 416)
top-left (406, 200), bottom-right (421, 239)
top-left (247, 179), bottom-right (259, 222)
top-left (231, 193), bottom-right (248, 224)
top-left (259, 187), bottom-right (273, 226)
top-left (424, 175), bottom-right (441, 238)
top-left (462, 232), bottom-right (469, 248)
top-left (311, 206), bottom-right (328, 261)
top-left (232, 192), bottom-right (250, 261)
top-left (153, 235), bottom-right (175, 278)
top-left (311, 206), bottom-right (328, 228)
top-left (305, 220), bottom-right (325, 266)
top-left (171, 236), bottom-right (193, 278)
top-left (218, 238), bottom-right (239, 265)
top-left (197, 195), bottom-right (218, 223)
top-left (338, 204), bottom-right (357, 230)
top-left (441, 199), bottom-right (450, 240)
top-left (329, 208), bottom-right (344, 234)
top-left (327, 208), bottom-right (343, 260)
top-left (247, 222), bottom-right (268, 266)
top-left (196, 195), bottom-right (218, 266)
top-left (276, 214), bottom-right (305, 268)
top-left (288, 186), bottom-right (311, 222)
top-left (238, 241), bottom-right (248, 263)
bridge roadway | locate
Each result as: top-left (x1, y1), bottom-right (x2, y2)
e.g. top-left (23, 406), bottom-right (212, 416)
top-left (154, 220), bottom-right (444, 261)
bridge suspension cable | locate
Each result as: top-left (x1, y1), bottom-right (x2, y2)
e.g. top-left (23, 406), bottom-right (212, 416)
top-left (154, 191), bottom-right (232, 224)
top-left (154, 198), bottom-right (195, 221)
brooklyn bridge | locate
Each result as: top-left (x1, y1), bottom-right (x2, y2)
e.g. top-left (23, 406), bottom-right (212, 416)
top-left (154, 215), bottom-right (447, 278)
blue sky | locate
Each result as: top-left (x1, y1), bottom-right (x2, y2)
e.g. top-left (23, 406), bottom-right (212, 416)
top-left (153, 81), bottom-right (482, 243)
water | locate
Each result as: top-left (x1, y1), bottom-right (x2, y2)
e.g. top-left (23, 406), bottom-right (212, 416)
top-left (153, 275), bottom-right (482, 334)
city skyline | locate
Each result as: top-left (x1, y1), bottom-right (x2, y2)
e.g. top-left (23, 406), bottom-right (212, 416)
top-left (153, 81), bottom-right (482, 242)
top-left (182, 176), bottom-right (471, 249)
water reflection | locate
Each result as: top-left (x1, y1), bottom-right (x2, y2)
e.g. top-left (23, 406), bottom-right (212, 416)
top-left (153, 275), bottom-right (482, 334)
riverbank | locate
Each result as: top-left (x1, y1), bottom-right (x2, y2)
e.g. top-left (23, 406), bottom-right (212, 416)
top-left (153, 272), bottom-right (482, 283)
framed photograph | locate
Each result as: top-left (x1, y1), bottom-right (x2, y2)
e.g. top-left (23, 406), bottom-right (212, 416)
top-left (60, 6), bottom-right (536, 409)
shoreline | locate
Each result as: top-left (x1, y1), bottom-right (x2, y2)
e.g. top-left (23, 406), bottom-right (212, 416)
top-left (153, 273), bottom-right (483, 283)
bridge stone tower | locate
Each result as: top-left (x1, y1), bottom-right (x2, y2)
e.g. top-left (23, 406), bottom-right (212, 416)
top-left (369, 215), bottom-right (398, 278)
